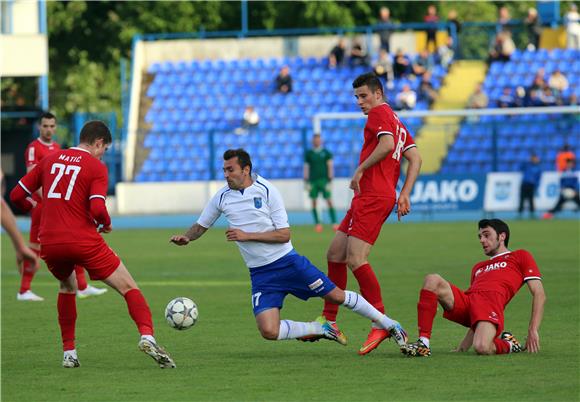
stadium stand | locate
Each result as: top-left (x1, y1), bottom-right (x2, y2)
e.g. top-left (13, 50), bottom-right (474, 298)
top-left (136, 54), bottom-right (449, 182)
top-left (441, 48), bottom-right (580, 174)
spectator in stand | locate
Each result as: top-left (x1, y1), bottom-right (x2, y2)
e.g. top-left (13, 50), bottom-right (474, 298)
top-left (519, 154), bottom-right (542, 219)
top-left (373, 49), bottom-right (395, 89)
top-left (548, 69), bottom-right (569, 98)
top-left (275, 66), bottom-right (293, 94)
top-left (543, 158), bottom-right (580, 219)
top-left (424, 4), bottom-right (439, 52)
top-left (377, 7), bottom-right (394, 53)
top-left (349, 38), bottom-right (370, 67)
top-left (565, 4), bottom-right (580, 49)
top-left (525, 8), bottom-right (542, 51)
top-left (528, 70), bottom-right (547, 106)
top-left (488, 30), bottom-right (516, 64)
top-left (497, 6), bottom-right (511, 33)
top-left (235, 106), bottom-right (260, 134)
top-left (395, 84), bottom-right (417, 110)
top-left (467, 83), bottom-right (489, 109)
top-left (538, 87), bottom-right (558, 106)
top-left (446, 9), bottom-right (461, 42)
top-left (418, 72), bottom-right (438, 107)
top-left (498, 87), bottom-right (516, 108)
top-left (412, 49), bottom-right (434, 77)
top-left (393, 49), bottom-right (410, 78)
top-left (329, 38), bottom-right (347, 69)
top-left (437, 37), bottom-right (455, 69)
top-left (556, 144), bottom-right (576, 172)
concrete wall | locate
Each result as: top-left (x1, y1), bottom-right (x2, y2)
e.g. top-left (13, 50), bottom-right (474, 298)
top-left (116, 178), bottom-right (354, 214)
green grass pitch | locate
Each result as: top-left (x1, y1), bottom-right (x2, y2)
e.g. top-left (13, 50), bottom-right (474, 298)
top-left (2, 220), bottom-right (578, 401)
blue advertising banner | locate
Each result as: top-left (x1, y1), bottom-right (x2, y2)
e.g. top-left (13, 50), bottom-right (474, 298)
top-left (398, 174), bottom-right (486, 211)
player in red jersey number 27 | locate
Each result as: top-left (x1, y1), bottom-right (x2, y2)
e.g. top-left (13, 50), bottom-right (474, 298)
top-left (11, 121), bottom-right (175, 369)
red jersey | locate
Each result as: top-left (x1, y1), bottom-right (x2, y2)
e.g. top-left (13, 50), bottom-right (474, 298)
top-left (467, 249), bottom-right (542, 305)
top-left (25, 138), bottom-right (61, 169)
top-left (17, 147), bottom-right (109, 245)
top-left (358, 103), bottom-right (416, 197)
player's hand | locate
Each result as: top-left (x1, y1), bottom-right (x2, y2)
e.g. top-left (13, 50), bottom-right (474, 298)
top-left (99, 224), bottom-right (113, 233)
top-left (525, 329), bottom-right (540, 353)
top-left (304, 182), bottom-right (311, 193)
top-left (225, 228), bottom-right (249, 242)
top-left (397, 193), bottom-right (411, 221)
top-left (169, 235), bottom-right (190, 246)
top-left (16, 245), bottom-right (39, 273)
top-left (349, 169), bottom-right (363, 194)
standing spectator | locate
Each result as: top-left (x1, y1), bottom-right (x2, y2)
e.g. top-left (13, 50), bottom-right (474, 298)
top-left (543, 159), bottom-right (580, 219)
top-left (395, 84), bottom-right (417, 110)
top-left (328, 38), bottom-right (346, 69)
top-left (377, 7), bottom-right (394, 53)
top-left (412, 49), bottom-right (434, 77)
top-left (548, 69), bottom-right (569, 98)
top-left (564, 4), bottom-right (580, 49)
top-left (373, 49), bottom-right (395, 89)
top-left (525, 8), bottom-right (542, 51)
top-left (556, 144), bottom-right (576, 171)
top-left (446, 9), bottom-right (461, 43)
top-left (304, 134), bottom-right (338, 233)
top-left (349, 38), bottom-right (369, 67)
top-left (467, 83), bottom-right (489, 109)
top-left (519, 154), bottom-right (542, 218)
top-left (393, 49), bottom-right (410, 78)
top-left (275, 66), bottom-right (293, 94)
top-left (497, 6), bottom-right (511, 32)
top-left (423, 4), bottom-right (439, 52)
top-left (418, 72), bottom-right (438, 107)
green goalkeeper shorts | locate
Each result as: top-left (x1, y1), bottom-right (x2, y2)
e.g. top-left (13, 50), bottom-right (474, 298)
top-left (309, 179), bottom-right (331, 199)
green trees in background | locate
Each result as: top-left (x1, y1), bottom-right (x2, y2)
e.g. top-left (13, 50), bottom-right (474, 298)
top-left (43, 1), bottom-right (540, 125)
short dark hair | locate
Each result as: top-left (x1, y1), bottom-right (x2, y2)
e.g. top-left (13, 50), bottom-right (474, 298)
top-left (352, 72), bottom-right (384, 95)
top-left (223, 148), bottom-right (252, 173)
top-left (79, 121), bottom-right (112, 145)
top-left (478, 219), bottom-right (510, 247)
top-left (39, 112), bottom-right (56, 123)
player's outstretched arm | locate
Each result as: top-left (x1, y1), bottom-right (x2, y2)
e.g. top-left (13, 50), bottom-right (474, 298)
top-left (0, 197), bottom-right (39, 272)
top-left (452, 328), bottom-right (474, 352)
top-left (170, 223), bottom-right (208, 246)
top-left (397, 147), bottom-right (422, 221)
top-left (226, 227), bottom-right (290, 243)
top-left (525, 279), bottom-right (545, 353)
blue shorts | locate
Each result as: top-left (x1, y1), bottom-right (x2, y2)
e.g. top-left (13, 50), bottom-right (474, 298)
top-left (249, 250), bottom-right (336, 316)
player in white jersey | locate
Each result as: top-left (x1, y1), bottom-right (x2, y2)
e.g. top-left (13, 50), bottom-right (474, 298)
top-left (170, 149), bottom-right (409, 350)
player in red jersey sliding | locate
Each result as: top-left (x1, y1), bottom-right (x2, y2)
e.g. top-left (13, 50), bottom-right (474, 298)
top-left (18, 112), bottom-right (107, 301)
top-left (315, 73), bottom-right (422, 355)
top-left (10, 121), bottom-right (174, 369)
top-left (404, 219), bottom-right (546, 357)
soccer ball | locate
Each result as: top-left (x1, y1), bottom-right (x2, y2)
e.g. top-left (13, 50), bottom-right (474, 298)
top-left (165, 297), bottom-right (198, 330)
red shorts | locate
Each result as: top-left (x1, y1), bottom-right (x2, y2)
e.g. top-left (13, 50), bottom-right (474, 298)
top-left (41, 241), bottom-right (121, 281)
top-left (29, 203), bottom-right (42, 244)
top-left (337, 196), bottom-right (396, 245)
top-left (443, 283), bottom-right (505, 337)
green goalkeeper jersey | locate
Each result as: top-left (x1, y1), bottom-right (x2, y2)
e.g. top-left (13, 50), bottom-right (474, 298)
top-left (305, 147), bottom-right (333, 181)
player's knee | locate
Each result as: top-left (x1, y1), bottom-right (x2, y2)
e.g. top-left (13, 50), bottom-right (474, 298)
top-left (473, 340), bottom-right (494, 355)
top-left (326, 248), bottom-right (344, 262)
top-left (259, 326), bottom-right (279, 341)
top-left (423, 274), bottom-right (444, 291)
top-left (346, 256), bottom-right (364, 271)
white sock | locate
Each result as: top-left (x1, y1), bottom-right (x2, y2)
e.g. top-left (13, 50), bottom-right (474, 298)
top-left (342, 290), bottom-right (398, 329)
top-left (141, 334), bottom-right (156, 344)
top-left (64, 349), bottom-right (77, 358)
top-left (276, 320), bottom-right (323, 340)
top-left (419, 336), bottom-right (430, 348)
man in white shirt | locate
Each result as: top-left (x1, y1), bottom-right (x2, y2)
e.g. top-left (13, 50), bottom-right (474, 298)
top-left (170, 149), bottom-right (409, 351)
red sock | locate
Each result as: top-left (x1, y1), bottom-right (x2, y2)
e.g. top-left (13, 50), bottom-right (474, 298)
top-left (493, 338), bottom-right (510, 354)
top-left (19, 248), bottom-right (40, 294)
top-left (353, 263), bottom-right (384, 314)
top-left (417, 289), bottom-right (438, 339)
top-left (124, 289), bottom-right (154, 336)
top-left (75, 266), bottom-right (88, 291)
top-left (57, 293), bottom-right (77, 351)
top-left (322, 261), bottom-right (348, 321)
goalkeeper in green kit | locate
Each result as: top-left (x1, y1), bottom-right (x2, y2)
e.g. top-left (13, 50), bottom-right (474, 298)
top-left (304, 134), bottom-right (338, 232)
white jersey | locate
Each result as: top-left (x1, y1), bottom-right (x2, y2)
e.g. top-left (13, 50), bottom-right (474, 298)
top-left (197, 174), bottom-right (293, 268)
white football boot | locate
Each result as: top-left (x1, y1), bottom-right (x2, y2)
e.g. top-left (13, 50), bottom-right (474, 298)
top-left (16, 290), bottom-right (44, 301)
top-left (77, 285), bottom-right (108, 299)
top-left (138, 337), bottom-right (176, 369)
